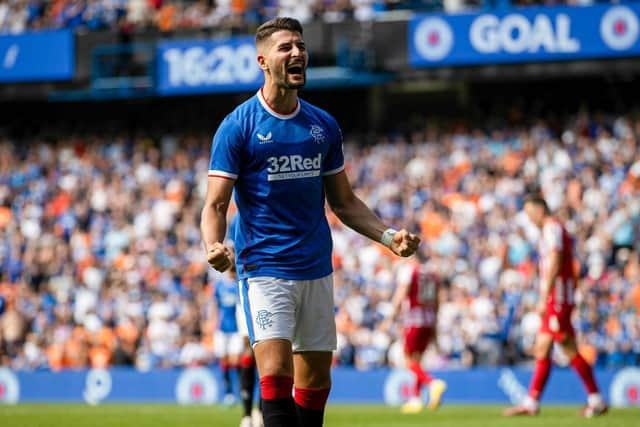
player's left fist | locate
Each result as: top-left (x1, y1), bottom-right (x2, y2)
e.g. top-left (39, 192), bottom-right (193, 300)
top-left (390, 229), bottom-right (420, 257)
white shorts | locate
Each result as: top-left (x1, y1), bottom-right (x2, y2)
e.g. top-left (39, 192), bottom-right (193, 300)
top-left (213, 330), bottom-right (244, 358)
top-left (239, 275), bottom-right (337, 352)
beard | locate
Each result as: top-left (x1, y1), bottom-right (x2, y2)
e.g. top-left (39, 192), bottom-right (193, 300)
top-left (284, 72), bottom-right (306, 89)
top-left (271, 64), bottom-right (306, 90)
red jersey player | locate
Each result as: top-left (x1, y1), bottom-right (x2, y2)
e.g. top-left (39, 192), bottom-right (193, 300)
top-left (504, 194), bottom-right (607, 417)
top-left (382, 259), bottom-right (446, 413)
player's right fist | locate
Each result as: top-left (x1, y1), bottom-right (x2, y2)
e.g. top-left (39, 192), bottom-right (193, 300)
top-left (207, 242), bottom-right (232, 272)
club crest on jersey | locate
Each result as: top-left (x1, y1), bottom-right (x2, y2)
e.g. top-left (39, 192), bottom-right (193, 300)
top-left (310, 125), bottom-right (325, 144)
top-left (256, 310), bottom-right (274, 330)
top-left (257, 131), bottom-right (273, 144)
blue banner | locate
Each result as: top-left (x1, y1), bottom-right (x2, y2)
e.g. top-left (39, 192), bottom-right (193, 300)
top-left (0, 30), bottom-right (74, 82)
top-left (1, 366), bottom-right (640, 407)
top-left (156, 38), bottom-right (391, 95)
top-left (156, 36), bottom-right (263, 95)
top-left (409, 4), bottom-right (640, 67)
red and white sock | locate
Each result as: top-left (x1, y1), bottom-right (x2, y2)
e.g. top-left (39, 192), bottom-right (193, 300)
top-left (407, 360), bottom-right (432, 397)
top-left (570, 354), bottom-right (599, 395)
top-left (260, 375), bottom-right (295, 427)
top-left (294, 387), bottom-right (330, 427)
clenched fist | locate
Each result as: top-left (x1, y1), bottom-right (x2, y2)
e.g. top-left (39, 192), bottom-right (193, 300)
top-left (207, 242), bottom-right (233, 272)
top-left (390, 229), bottom-right (420, 257)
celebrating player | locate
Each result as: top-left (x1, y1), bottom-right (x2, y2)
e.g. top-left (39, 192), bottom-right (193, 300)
top-left (382, 259), bottom-right (446, 413)
top-left (504, 194), bottom-right (607, 417)
top-left (201, 17), bottom-right (420, 427)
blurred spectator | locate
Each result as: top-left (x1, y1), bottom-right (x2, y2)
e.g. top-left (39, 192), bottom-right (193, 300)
top-left (0, 108), bottom-right (639, 371)
top-left (0, 0), bottom-right (622, 34)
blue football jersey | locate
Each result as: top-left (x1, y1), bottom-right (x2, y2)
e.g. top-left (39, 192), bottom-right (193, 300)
top-left (214, 276), bottom-right (239, 333)
top-left (209, 90), bottom-right (345, 280)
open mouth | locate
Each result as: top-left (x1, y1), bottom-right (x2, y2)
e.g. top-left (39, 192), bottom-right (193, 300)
top-left (287, 65), bottom-right (304, 77)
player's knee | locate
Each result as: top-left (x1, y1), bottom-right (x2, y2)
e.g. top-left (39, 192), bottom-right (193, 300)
top-left (257, 353), bottom-right (293, 377)
top-left (254, 339), bottom-right (294, 377)
top-left (560, 341), bottom-right (578, 359)
top-left (533, 348), bottom-right (548, 360)
top-left (296, 365), bottom-right (331, 389)
top-left (259, 360), bottom-right (292, 377)
top-left (299, 374), bottom-right (331, 389)
top-left (405, 351), bottom-right (422, 363)
top-left (533, 344), bottom-right (551, 360)
top-left (316, 376), bottom-right (332, 389)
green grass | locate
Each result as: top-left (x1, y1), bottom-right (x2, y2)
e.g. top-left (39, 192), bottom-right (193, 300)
top-left (0, 404), bottom-right (638, 427)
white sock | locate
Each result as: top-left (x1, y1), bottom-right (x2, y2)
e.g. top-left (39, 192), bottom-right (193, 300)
top-left (522, 396), bottom-right (539, 410)
top-left (588, 393), bottom-right (604, 407)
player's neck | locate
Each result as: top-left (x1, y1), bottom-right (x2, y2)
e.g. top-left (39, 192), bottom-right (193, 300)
top-left (260, 84), bottom-right (298, 115)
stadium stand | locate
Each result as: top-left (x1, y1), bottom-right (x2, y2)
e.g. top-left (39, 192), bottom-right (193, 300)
top-left (0, 0), bottom-right (624, 34)
top-left (1, 108), bottom-right (638, 371)
top-left (0, 4), bottom-right (639, 421)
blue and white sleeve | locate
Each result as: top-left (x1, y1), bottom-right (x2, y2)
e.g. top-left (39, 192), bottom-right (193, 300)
top-left (323, 120), bottom-right (345, 176)
top-left (208, 117), bottom-right (243, 180)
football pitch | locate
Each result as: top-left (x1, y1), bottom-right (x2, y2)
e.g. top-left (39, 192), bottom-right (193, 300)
top-left (1, 404), bottom-right (639, 427)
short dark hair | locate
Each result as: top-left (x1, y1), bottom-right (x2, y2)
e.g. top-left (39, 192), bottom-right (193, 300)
top-left (523, 193), bottom-right (549, 213)
top-left (255, 17), bottom-right (303, 46)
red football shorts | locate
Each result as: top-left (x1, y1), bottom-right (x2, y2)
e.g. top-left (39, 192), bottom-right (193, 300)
top-left (403, 327), bottom-right (434, 354)
top-left (539, 307), bottom-right (575, 342)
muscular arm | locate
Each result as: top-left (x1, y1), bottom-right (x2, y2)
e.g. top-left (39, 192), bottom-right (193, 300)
top-left (200, 176), bottom-right (235, 271)
top-left (324, 170), bottom-right (388, 242)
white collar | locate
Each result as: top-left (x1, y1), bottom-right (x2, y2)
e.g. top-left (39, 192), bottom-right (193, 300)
top-left (257, 89), bottom-right (300, 120)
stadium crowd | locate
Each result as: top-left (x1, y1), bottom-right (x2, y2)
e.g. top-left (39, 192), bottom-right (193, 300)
top-left (0, 109), bottom-right (639, 372)
top-left (0, 0), bottom-right (621, 35)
